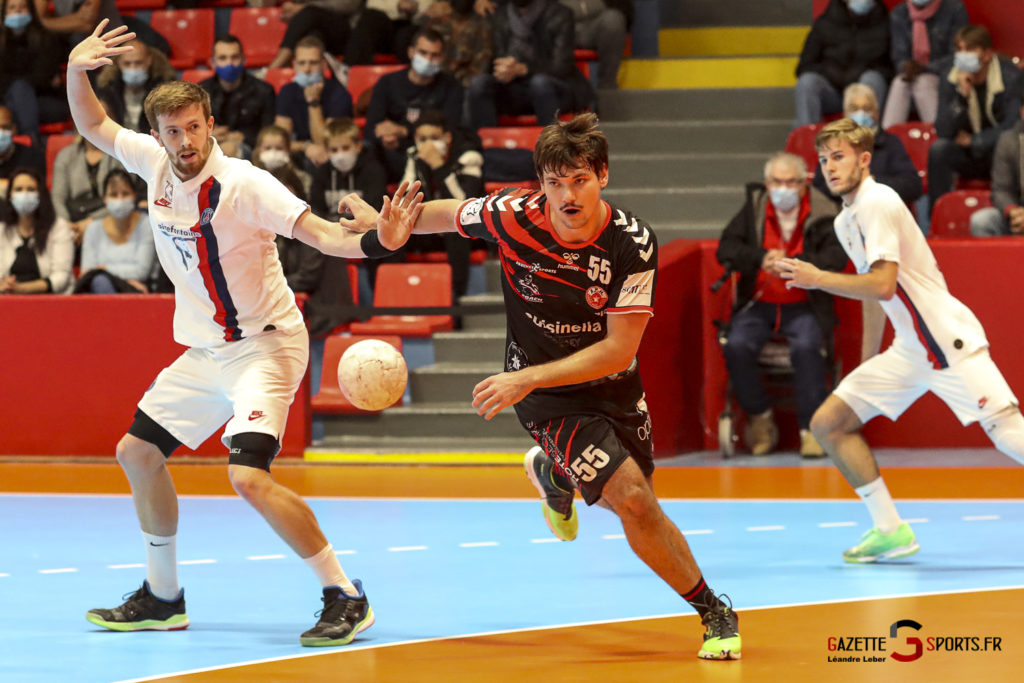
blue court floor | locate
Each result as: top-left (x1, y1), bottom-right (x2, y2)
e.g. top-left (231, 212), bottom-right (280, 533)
top-left (2, 495), bottom-right (1022, 682)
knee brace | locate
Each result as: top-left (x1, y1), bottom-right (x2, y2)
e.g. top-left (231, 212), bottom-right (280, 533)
top-left (127, 409), bottom-right (181, 458)
top-left (982, 410), bottom-right (1024, 465)
top-left (228, 432), bottom-right (280, 472)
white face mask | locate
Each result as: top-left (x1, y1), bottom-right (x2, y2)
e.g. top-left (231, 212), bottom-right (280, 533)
top-left (431, 139), bottom-right (449, 158)
top-left (106, 198), bottom-right (135, 219)
top-left (11, 190), bottom-right (39, 216)
top-left (330, 150), bottom-right (358, 173)
top-left (260, 149), bottom-right (290, 170)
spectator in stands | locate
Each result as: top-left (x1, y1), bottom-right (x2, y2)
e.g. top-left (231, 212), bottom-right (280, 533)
top-left (1, 0), bottom-right (69, 143)
top-left (311, 117), bottom-right (387, 222)
top-left (716, 152), bottom-right (847, 457)
top-left (33, 0), bottom-right (122, 52)
top-left (76, 169), bottom-right (154, 294)
top-left (927, 25), bottom-right (1023, 214)
top-left (0, 105), bottom-right (45, 195)
top-left (275, 36), bottom-right (353, 168)
top-left (400, 109), bottom-right (482, 298)
top-left (423, 0), bottom-right (493, 88)
top-left (814, 84), bottom-right (922, 205)
top-left (200, 35), bottom-right (276, 159)
top-left (52, 127), bottom-right (126, 247)
top-left (366, 27), bottom-right (463, 181)
top-left (96, 39), bottom-right (176, 134)
top-left (880, 0), bottom-right (968, 129)
top-left (267, 0), bottom-right (394, 70)
top-left (0, 167), bottom-right (73, 294)
top-left (970, 105), bottom-right (1024, 237)
top-left (558, 0), bottom-right (630, 90)
top-left (253, 124), bottom-right (313, 196)
top-left (466, 0), bottom-right (593, 130)
top-left (794, 0), bottom-right (892, 128)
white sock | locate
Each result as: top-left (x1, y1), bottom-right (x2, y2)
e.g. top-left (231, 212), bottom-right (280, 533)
top-left (854, 478), bottom-right (903, 534)
top-left (142, 532), bottom-right (180, 601)
top-left (303, 544), bottom-right (357, 594)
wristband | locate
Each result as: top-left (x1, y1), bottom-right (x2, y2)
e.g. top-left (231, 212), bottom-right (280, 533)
top-left (360, 230), bottom-right (399, 258)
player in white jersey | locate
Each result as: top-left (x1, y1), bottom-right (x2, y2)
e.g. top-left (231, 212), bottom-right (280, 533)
top-left (778, 118), bottom-right (1024, 563)
top-left (67, 22), bottom-right (423, 645)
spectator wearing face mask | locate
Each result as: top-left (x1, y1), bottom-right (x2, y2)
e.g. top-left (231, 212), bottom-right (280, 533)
top-left (274, 35), bottom-right (354, 168)
top-left (366, 27), bottom-right (464, 181)
top-left (813, 84), bottom-right (922, 205)
top-left (880, 0), bottom-right (968, 129)
top-left (715, 152), bottom-right (847, 457)
top-left (0, 166), bottom-right (73, 294)
top-left (400, 108), bottom-right (483, 298)
top-left (0, 105), bottom-right (45, 196)
top-left (422, 0), bottom-right (493, 88)
top-left (95, 39), bottom-right (176, 134)
top-left (927, 24), bottom-right (1024, 214)
top-left (200, 34), bottom-right (276, 159)
top-left (310, 117), bottom-right (387, 223)
top-left (252, 124), bottom-right (313, 198)
top-left (75, 169), bottom-right (155, 294)
top-left (794, 0), bottom-right (893, 128)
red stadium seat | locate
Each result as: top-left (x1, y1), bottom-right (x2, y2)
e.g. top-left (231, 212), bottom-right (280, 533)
top-left (200, 0), bottom-right (245, 7)
top-left (181, 68), bottom-right (213, 84)
top-left (783, 123), bottom-right (826, 180)
top-left (261, 67), bottom-right (295, 94)
top-left (478, 126), bottom-right (542, 151)
top-left (150, 9), bottom-right (215, 69)
top-left (930, 190), bottom-right (992, 238)
top-left (886, 121), bottom-right (935, 193)
top-left (346, 64), bottom-right (405, 105)
top-left (115, 0), bottom-right (165, 10)
top-left (349, 263), bottom-right (454, 337)
top-left (229, 7), bottom-right (286, 68)
top-left (311, 335), bottom-right (404, 414)
top-left (39, 120), bottom-right (74, 136)
top-left (46, 134), bottom-right (76, 189)
top-left (954, 177), bottom-right (992, 191)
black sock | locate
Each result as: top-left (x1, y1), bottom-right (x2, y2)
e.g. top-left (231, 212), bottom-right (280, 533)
top-left (681, 576), bottom-right (723, 618)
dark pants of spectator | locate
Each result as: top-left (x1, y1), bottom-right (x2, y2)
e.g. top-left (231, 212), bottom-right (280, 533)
top-left (722, 301), bottom-right (828, 429)
top-left (926, 138), bottom-right (994, 214)
top-left (280, 7), bottom-right (393, 66)
top-left (3, 79), bottom-right (70, 142)
top-left (575, 9), bottom-right (627, 89)
top-left (466, 73), bottom-right (572, 129)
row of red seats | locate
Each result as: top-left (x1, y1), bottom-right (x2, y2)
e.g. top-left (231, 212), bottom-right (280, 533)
top-left (785, 121), bottom-right (993, 238)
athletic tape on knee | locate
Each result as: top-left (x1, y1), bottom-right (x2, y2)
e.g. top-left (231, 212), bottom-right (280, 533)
top-left (983, 411), bottom-right (1024, 465)
top-left (228, 432), bottom-right (280, 471)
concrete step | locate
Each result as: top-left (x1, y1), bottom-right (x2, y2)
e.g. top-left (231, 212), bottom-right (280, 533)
top-left (320, 402), bottom-right (524, 439)
top-left (312, 434), bottom-right (536, 453)
top-left (603, 185), bottom-right (745, 224)
top-left (460, 293), bottom-right (506, 330)
top-left (601, 120), bottom-right (792, 154)
top-left (608, 152), bottom-right (766, 188)
top-left (410, 362), bottom-right (502, 404)
top-left (598, 88), bottom-right (793, 122)
top-left (433, 330), bottom-right (506, 363)
top-left (620, 56), bottom-right (798, 90)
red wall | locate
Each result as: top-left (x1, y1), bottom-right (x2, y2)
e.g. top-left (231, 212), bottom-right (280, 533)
top-left (0, 295), bottom-right (310, 458)
top-left (812, 0), bottom-right (1024, 59)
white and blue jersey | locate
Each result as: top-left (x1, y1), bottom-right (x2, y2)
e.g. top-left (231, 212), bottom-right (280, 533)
top-left (114, 129), bottom-right (307, 348)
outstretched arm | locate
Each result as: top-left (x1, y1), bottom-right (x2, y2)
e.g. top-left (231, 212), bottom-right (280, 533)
top-left (66, 20), bottom-right (135, 157)
top-left (777, 257), bottom-right (898, 302)
top-left (335, 181), bottom-right (464, 249)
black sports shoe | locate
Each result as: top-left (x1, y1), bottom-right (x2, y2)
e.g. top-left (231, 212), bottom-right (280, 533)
top-left (299, 580), bottom-right (375, 647)
top-left (524, 446), bottom-right (578, 541)
top-left (697, 594), bottom-right (741, 660)
top-left (86, 581), bottom-right (189, 632)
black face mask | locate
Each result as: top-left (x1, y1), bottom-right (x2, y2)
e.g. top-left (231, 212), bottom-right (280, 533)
top-left (512, 0), bottom-right (534, 8)
top-left (451, 0), bottom-right (474, 15)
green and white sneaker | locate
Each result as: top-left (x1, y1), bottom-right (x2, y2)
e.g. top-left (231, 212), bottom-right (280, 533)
top-left (524, 446), bottom-right (578, 541)
top-left (697, 595), bottom-right (741, 660)
top-left (86, 581), bottom-right (189, 632)
top-left (842, 523), bottom-right (920, 563)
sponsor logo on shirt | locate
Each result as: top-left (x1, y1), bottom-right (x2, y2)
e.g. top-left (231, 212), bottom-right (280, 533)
top-left (506, 341), bottom-right (529, 371)
top-left (154, 196), bottom-right (172, 208)
top-left (459, 197), bottom-right (484, 225)
top-left (248, 410), bottom-right (265, 421)
top-left (586, 286), bottom-right (608, 309)
top-left (616, 270), bottom-right (654, 308)
top-left (525, 312), bottom-right (603, 335)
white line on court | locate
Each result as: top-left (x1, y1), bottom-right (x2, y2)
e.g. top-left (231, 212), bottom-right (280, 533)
top-left (818, 522), bottom-right (857, 527)
top-left (682, 529), bottom-right (713, 535)
top-left (459, 542), bottom-right (498, 548)
top-left (0, 573), bottom-right (9, 577)
top-left (108, 563), bottom-right (145, 569)
top-left (602, 534), bottom-right (625, 540)
top-left (39, 568), bottom-right (78, 574)
top-left (903, 517), bottom-right (930, 523)
top-left (334, 550), bottom-right (357, 555)
top-left (247, 554), bottom-right (286, 561)
top-left (746, 525), bottom-right (785, 531)
top-left (387, 546), bottom-right (427, 552)
top-left (963, 514), bottom-right (1000, 521)
top-left (178, 559), bottom-right (216, 565)
top-left (530, 538), bottom-right (560, 544)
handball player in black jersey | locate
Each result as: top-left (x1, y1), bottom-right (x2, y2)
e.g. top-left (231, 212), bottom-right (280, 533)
top-left (341, 113), bottom-right (741, 660)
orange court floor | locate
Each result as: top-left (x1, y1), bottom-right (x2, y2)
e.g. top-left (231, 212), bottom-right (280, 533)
top-left (2, 460), bottom-right (1022, 682)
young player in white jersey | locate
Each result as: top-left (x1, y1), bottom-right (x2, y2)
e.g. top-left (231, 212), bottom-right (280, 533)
top-left (777, 118), bottom-right (1024, 563)
top-left (67, 22), bottom-right (423, 645)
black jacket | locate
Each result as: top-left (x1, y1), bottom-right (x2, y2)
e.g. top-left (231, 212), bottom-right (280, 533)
top-left (989, 120), bottom-right (1024, 214)
top-left (200, 73), bottom-right (276, 149)
top-left (813, 129), bottom-right (922, 204)
top-left (310, 148), bottom-right (389, 221)
top-left (716, 184), bottom-right (848, 331)
top-left (796, 0), bottom-right (893, 89)
top-left (401, 138), bottom-right (484, 201)
top-left (935, 54), bottom-right (1024, 156)
top-left (98, 76), bottom-right (167, 133)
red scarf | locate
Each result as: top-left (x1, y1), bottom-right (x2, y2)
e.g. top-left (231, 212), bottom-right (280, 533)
top-left (757, 192), bottom-right (810, 305)
top-left (907, 0), bottom-right (941, 66)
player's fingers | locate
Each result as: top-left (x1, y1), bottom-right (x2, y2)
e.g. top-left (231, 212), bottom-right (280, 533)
top-left (402, 181), bottom-right (422, 207)
top-left (91, 18), bottom-right (109, 37)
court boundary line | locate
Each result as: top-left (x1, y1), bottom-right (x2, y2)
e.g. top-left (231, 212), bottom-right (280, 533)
top-left (112, 583), bottom-right (1024, 683)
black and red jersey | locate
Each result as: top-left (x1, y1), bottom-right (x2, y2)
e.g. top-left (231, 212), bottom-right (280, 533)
top-left (455, 186), bottom-right (658, 419)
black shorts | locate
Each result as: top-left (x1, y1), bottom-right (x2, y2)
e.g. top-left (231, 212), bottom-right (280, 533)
top-left (525, 409), bottom-right (654, 506)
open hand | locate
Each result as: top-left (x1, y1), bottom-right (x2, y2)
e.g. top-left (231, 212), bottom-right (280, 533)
top-left (67, 20), bottom-right (136, 74)
top-left (776, 257), bottom-right (822, 289)
top-left (375, 180), bottom-right (423, 250)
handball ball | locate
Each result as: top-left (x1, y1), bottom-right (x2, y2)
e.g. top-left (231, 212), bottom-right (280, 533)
top-left (337, 339), bottom-right (408, 411)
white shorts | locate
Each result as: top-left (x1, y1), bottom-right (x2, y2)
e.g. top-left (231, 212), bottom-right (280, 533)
top-left (834, 344), bottom-right (1018, 427)
top-left (137, 326), bottom-right (309, 450)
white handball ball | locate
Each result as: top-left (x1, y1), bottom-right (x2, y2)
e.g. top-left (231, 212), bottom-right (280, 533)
top-left (337, 339), bottom-right (408, 411)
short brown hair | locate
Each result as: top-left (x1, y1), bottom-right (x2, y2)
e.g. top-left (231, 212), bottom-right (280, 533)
top-left (533, 112), bottom-right (608, 179)
top-left (295, 35), bottom-right (325, 55)
top-left (324, 117), bottom-right (361, 142)
top-left (954, 25), bottom-right (993, 51)
top-left (143, 81), bottom-right (211, 132)
top-left (814, 117), bottom-right (875, 157)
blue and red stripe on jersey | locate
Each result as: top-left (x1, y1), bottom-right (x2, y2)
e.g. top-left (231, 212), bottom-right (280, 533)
top-left (190, 177), bottom-right (242, 342)
top-left (895, 283), bottom-right (948, 369)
